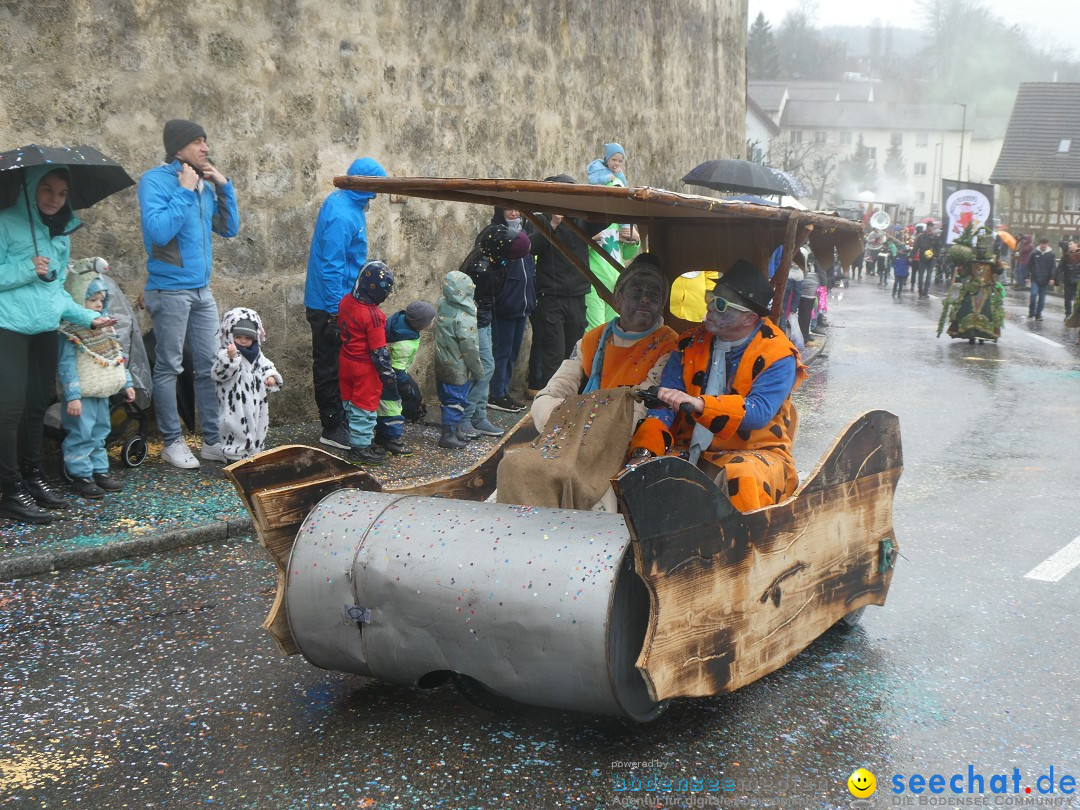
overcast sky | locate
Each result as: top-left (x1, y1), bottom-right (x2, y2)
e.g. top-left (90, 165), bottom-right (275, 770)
top-left (746, 0), bottom-right (1080, 58)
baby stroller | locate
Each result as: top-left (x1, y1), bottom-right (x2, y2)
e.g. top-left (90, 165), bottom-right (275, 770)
top-left (44, 261), bottom-right (154, 471)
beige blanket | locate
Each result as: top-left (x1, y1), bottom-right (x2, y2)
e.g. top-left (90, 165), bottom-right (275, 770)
top-left (496, 387), bottom-right (638, 509)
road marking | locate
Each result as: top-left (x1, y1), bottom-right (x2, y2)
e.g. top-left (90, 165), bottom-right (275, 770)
top-left (1019, 331), bottom-right (1064, 348)
top-left (1025, 535), bottom-right (1080, 582)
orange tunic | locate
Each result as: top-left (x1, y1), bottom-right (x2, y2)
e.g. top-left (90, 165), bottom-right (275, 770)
top-left (578, 322), bottom-right (679, 389)
top-left (632, 318), bottom-right (808, 511)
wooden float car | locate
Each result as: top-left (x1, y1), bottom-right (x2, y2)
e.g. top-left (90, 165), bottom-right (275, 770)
top-left (226, 179), bottom-right (901, 721)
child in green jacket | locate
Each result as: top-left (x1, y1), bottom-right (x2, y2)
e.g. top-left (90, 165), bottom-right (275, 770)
top-left (375, 301), bottom-right (435, 456)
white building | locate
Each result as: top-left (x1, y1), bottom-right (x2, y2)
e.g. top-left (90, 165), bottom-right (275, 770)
top-left (747, 81), bottom-right (1002, 218)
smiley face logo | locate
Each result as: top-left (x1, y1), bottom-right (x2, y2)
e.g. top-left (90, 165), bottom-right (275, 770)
top-left (848, 768), bottom-right (876, 798)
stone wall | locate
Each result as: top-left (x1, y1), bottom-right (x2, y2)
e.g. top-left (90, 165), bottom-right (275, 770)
top-left (0, 0), bottom-right (746, 422)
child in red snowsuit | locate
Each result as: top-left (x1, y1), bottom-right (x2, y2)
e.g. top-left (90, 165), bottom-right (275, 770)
top-left (338, 260), bottom-right (397, 466)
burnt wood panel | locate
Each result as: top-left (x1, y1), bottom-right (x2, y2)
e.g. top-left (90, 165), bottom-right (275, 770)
top-left (259, 525), bottom-right (300, 656)
top-left (252, 476), bottom-right (376, 530)
top-left (797, 411), bottom-right (902, 494)
top-left (613, 410), bottom-right (902, 701)
top-left (226, 444), bottom-right (382, 496)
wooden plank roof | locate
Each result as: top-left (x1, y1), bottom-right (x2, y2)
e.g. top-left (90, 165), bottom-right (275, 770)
top-left (332, 176), bottom-right (865, 282)
top-left (991, 82), bottom-right (1080, 185)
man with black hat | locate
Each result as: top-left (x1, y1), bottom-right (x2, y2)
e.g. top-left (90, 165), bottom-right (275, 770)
top-left (629, 259), bottom-right (807, 513)
top-left (138, 118), bottom-right (239, 469)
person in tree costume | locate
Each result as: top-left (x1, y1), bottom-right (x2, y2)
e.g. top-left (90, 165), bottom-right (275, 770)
top-left (937, 225), bottom-right (1005, 343)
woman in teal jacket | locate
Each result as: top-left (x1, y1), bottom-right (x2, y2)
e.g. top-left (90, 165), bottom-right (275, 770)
top-left (0, 165), bottom-right (112, 524)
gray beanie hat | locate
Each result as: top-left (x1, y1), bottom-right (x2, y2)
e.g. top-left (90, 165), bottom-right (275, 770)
top-left (404, 301), bottom-right (436, 330)
top-left (163, 119), bottom-right (207, 159)
top-left (231, 318), bottom-right (260, 340)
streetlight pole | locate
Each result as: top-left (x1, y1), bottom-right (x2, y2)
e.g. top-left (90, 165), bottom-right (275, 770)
top-left (956, 103), bottom-right (968, 182)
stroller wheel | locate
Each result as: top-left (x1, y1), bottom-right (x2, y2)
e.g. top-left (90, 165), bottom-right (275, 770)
top-left (123, 436), bottom-right (149, 467)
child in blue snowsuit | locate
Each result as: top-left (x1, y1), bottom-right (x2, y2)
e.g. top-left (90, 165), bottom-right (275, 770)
top-left (57, 258), bottom-right (135, 498)
top-left (892, 249), bottom-right (910, 297)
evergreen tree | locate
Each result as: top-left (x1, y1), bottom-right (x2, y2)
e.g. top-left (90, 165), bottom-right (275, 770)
top-left (776, 8), bottom-right (847, 81)
top-left (747, 12), bottom-right (780, 80)
top-left (884, 141), bottom-right (906, 182)
top-left (838, 135), bottom-right (878, 197)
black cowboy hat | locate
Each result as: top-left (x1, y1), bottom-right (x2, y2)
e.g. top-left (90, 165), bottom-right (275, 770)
top-left (715, 260), bottom-right (773, 316)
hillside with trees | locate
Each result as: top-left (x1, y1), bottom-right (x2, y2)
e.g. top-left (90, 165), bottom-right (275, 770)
top-left (748, 0), bottom-right (1080, 115)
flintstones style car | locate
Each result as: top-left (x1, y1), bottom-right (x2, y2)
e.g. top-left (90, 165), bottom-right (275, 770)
top-left (226, 178), bottom-right (902, 722)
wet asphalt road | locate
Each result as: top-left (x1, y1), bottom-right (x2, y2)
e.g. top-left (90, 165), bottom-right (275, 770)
top-left (2, 280), bottom-right (1078, 809)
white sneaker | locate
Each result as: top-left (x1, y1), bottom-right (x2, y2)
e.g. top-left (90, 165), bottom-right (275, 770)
top-left (161, 440), bottom-right (200, 469)
top-left (200, 442), bottom-right (227, 463)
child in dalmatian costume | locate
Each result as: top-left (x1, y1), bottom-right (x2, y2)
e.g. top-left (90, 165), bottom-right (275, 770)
top-left (210, 307), bottom-right (282, 461)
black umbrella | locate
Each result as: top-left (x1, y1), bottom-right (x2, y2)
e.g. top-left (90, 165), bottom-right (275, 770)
top-left (683, 159), bottom-right (803, 197)
top-left (0, 144), bottom-right (135, 274)
top-left (0, 144), bottom-right (135, 210)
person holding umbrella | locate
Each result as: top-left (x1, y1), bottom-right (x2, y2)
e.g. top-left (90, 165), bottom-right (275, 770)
top-left (0, 165), bottom-right (117, 524)
top-left (138, 119), bottom-right (239, 469)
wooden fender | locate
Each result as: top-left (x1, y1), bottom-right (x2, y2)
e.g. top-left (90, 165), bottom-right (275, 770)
top-left (612, 410), bottom-right (902, 701)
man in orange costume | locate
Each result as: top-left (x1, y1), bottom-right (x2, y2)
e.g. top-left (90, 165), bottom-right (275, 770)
top-left (629, 260), bottom-right (807, 512)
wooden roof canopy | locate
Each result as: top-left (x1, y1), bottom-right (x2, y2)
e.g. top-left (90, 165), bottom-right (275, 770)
top-left (333, 176), bottom-right (864, 330)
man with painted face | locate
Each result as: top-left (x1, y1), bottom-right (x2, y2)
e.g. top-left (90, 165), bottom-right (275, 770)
top-left (629, 260), bottom-right (807, 513)
top-left (529, 254), bottom-right (679, 434)
top-left (499, 254), bottom-right (678, 511)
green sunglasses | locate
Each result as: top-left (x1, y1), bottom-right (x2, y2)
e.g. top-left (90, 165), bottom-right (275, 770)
top-left (704, 289), bottom-right (752, 314)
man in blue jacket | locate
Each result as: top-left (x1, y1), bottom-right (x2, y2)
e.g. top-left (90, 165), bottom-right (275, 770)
top-left (304, 157), bottom-right (387, 450)
top-left (138, 119), bottom-right (240, 469)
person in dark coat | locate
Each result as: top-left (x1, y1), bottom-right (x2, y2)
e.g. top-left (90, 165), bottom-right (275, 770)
top-left (459, 222), bottom-right (529, 435)
top-left (913, 223), bottom-right (939, 298)
top-left (1027, 238), bottom-right (1057, 320)
top-left (1058, 237), bottom-right (1080, 319)
top-left (488, 207), bottom-right (536, 413)
top-left (1015, 234), bottom-right (1035, 289)
top-left (524, 174), bottom-right (607, 394)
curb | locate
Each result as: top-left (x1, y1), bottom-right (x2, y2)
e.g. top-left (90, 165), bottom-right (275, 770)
top-left (802, 332), bottom-right (827, 363)
top-left (0, 516), bottom-right (253, 581)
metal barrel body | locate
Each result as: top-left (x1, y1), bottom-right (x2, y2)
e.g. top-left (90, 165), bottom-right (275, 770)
top-left (286, 489), bottom-right (663, 720)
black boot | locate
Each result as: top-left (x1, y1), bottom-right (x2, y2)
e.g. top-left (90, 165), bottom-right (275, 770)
top-left (374, 436), bottom-right (414, 456)
top-left (21, 467), bottom-right (68, 509)
top-left (438, 424), bottom-right (467, 449)
top-left (70, 477), bottom-right (106, 500)
top-left (347, 445), bottom-right (386, 466)
top-left (0, 481), bottom-right (53, 524)
top-left (93, 472), bottom-right (124, 492)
